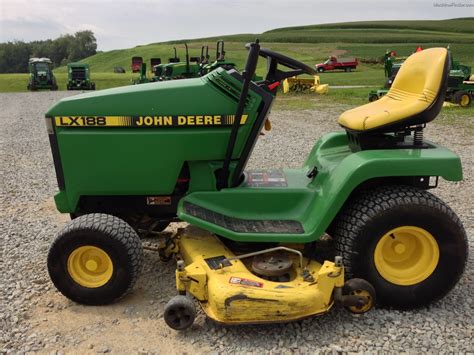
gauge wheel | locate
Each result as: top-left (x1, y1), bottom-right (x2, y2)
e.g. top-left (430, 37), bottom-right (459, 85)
top-left (343, 278), bottom-right (376, 314)
top-left (47, 213), bottom-right (142, 305)
top-left (164, 295), bottom-right (196, 330)
top-left (331, 185), bottom-right (467, 309)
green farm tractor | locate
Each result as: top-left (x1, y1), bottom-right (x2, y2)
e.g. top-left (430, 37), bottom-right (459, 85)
top-left (67, 63), bottom-right (95, 90)
top-left (159, 44), bottom-right (201, 80)
top-left (45, 42), bottom-right (467, 330)
top-left (27, 58), bottom-right (58, 91)
top-left (201, 40), bottom-right (237, 75)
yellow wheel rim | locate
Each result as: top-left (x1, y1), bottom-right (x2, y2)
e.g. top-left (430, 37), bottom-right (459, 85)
top-left (374, 226), bottom-right (439, 286)
top-left (349, 289), bottom-right (373, 313)
top-left (460, 94), bottom-right (470, 107)
top-left (67, 246), bottom-right (113, 288)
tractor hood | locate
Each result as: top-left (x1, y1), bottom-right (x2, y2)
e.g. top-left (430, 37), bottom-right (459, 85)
top-left (46, 69), bottom-right (248, 119)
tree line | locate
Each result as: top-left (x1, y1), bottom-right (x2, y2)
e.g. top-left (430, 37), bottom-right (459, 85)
top-left (0, 31), bottom-right (97, 73)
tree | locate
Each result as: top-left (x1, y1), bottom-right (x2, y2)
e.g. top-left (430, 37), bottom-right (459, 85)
top-left (0, 31), bottom-right (97, 73)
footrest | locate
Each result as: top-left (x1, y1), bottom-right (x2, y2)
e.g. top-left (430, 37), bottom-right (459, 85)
top-left (183, 202), bottom-right (304, 234)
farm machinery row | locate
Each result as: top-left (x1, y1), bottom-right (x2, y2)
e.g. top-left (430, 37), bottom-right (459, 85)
top-left (131, 40), bottom-right (238, 84)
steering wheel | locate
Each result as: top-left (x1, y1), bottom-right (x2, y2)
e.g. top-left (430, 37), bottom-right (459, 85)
top-left (258, 47), bottom-right (317, 76)
top-left (245, 43), bottom-right (316, 83)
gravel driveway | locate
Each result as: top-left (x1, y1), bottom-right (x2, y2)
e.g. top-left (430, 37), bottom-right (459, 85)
top-left (1, 92), bottom-right (472, 353)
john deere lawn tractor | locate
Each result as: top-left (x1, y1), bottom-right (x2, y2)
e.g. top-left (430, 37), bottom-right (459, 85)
top-left (45, 41), bottom-right (467, 330)
top-left (66, 63), bottom-right (95, 90)
top-left (27, 58), bottom-right (58, 91)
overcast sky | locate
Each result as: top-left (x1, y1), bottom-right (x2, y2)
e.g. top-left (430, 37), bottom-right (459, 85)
top-left (1, 0), bottom-right (472, 51)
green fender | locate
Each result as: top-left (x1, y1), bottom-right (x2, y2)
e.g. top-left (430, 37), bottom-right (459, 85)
top-left (178, 132), bottom-right (462, 243)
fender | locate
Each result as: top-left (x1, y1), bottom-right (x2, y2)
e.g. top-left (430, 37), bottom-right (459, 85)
top-left (301, 131), bottom-right (462, 240)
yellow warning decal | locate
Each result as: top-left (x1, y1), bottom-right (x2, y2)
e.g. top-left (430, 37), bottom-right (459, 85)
top-left (54, 115), bottom-right (248, 127)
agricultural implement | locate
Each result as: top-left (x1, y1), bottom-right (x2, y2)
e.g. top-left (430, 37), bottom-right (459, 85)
top-left (27, 58), bottom-right (58, 91)
top-left (45, 42), bottom-right (467, 330)
top-left (282, 75), bottom-right (329, 94)
top-left (66, 63), bottom-right (95, 90)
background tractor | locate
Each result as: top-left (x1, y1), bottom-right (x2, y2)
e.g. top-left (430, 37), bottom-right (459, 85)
top-left (66, 63), bottom-right (95, 90)
top-left (131, 56), bottom-right (143, 73)
top-left (27, 58), bottom-right (58, 91)
top-left (150, 58), bottom-right (162, 73)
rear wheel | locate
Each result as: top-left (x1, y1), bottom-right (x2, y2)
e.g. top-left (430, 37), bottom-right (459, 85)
top-left (317, 67), bottom-right (324, 73)
top-left (454, 91), bottom-right (471, 107)
top-left (47, 214), bottom-right (142, 305)
top-left (331, 185), bottom-right (467, 309)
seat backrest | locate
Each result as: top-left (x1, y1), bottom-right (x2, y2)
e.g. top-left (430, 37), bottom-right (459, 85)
top-left (386, 47), bottom-right (449, 126)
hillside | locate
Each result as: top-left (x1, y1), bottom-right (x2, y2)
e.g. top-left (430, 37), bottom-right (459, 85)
top-left (58, 18), bottom-right (474, 74)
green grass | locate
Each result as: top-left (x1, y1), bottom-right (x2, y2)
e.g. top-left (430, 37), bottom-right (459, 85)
top-left (0, 72), bottom-right (136, 92)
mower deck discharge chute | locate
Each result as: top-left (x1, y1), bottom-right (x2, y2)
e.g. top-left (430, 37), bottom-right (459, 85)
top-left (45, 42), bottom-right (467, 330)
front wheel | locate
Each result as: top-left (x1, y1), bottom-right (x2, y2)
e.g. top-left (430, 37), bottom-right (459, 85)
top-left (317, 67), bottom-right (324, 73)
top-left (47, 214), bottom-right (143, 305)
top-left (331, 185), bottom-right (467, 309)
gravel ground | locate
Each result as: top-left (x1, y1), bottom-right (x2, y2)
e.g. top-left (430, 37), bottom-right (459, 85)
top-left (0, 91), bottom-right (472, 353)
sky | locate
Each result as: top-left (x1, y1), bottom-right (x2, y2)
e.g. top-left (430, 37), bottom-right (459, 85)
top-left (1, 0), bottom-right (472, 51)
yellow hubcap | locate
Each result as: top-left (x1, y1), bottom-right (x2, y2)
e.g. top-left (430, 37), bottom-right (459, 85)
top-left (349, 289), bottom-right (373, 313)
top-left (374, 226), bottom-right (439, 286)
top-left (67, 246), bottom-right (113, 288)
top-left (460, 94), bottom-right (470, 107)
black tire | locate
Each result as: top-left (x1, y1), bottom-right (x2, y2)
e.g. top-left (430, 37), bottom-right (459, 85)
top-left (453, 91), bottom-right (471, 107)
top-left (164, 295), bottom-right (196, 330)
top-left (343, 278), bottom-right (376, 314)
top-left (368, 94), bottom-right (379, 102)
top-left (47, 213), bottom-right (143, 305)
top-left (344, 67), bottom-right (351, 72)
top-left (331, 185), bottom-right (467, 309)
top-left (317, 67), bottom-right (324, 73)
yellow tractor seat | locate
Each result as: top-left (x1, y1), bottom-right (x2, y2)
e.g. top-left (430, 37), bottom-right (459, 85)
top-left (338, 48), bottom-right (449, 134)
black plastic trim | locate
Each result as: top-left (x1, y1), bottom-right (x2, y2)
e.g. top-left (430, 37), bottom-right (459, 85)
top-left (46, 116), bottom-right (65, 190)
top-left (229, 70), bottom-right (274, 187)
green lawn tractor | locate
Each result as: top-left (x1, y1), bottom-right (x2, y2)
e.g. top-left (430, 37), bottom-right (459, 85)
top-left (45, 42), bottom-right (467, 330)
top-left (27, 58), bottom-right (58, 91)
top-left (66, 63), bottom-right (95, 90)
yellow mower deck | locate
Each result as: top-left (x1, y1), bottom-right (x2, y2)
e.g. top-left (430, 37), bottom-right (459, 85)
top-left (175, 227), bottom-right (344, 324)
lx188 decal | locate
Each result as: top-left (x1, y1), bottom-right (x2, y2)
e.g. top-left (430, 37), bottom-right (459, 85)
top-left (54, 115), bottom-right (248, 127)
